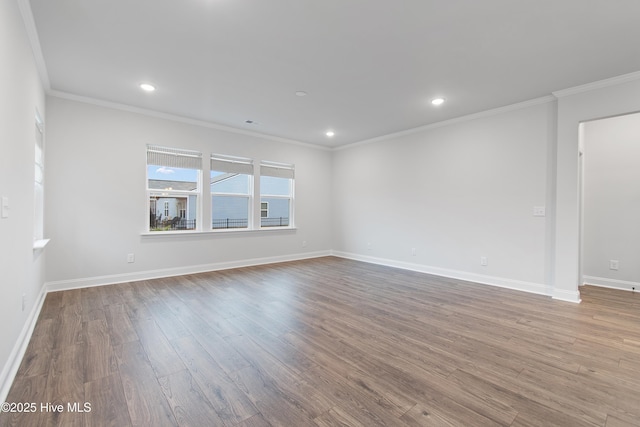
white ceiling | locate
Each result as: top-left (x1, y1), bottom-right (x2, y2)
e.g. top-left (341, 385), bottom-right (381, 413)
top-left (28, 0), bottom-right (640, 148)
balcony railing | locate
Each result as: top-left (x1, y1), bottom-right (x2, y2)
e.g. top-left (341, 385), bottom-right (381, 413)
top-left (212, 218), bottom-right (249, 229)
top-left (261, 217), bottom-right (289, 227)
top-left (150, 217), bottom-right (196, 231)
top-left (150, 217), bottom-right (291, 231)
top-left (211, 217), bottom-right (290, 229)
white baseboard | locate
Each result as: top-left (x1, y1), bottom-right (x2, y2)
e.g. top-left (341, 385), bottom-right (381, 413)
top-left (46, 250), bottom-right (332, 292)
top-left (552, 288), bottom-right (582, 303)
top-left (582, 275), bottom-right (639, 292)
top-left (0, 285), bottom-right (47, 403)
top-left (331, 251), bottom-right (550, 297)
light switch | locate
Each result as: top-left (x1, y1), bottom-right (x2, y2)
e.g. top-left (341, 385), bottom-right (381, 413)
top-left (1, 197), bottom-right (8, 219)
top-left (533, 206), bottom-right (545, 217)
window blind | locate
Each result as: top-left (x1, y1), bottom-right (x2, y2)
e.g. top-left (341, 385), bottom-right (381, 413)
top-left (210, 154), bottom-right (253, 175)
top-left (147, 145), bottom-right (202, 169)
top-left (260, 160), bottom-right (294, 179)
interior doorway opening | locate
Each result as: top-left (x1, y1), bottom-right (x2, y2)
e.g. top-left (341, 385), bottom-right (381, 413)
top-left (579, 111), bottom-right (640, 292)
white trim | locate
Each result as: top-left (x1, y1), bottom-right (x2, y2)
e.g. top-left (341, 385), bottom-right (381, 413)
top-left (335, 96), bottom-right (556, 151)
top-left (331, 251), bottom-right (550, 297)
top-left (16, 0), bottom-right (50, 90)
top-left (552, 71), bottom-right (640, 98)
top-left (141, 226), bottom-right (297, 237)
top-left (47, 91), bottom-right (557, 153)
top-left (552, 288), bottom-right (582, 304)
top-left (33, 238), bottom-right (50, 250)
top-left (48, 91), bottom-right (330, 152)
top-left (45, 251), bottom-right (331, 292)
top-left (259, 194), bottom-right (291, 200)
top-left (0, 286), bottom-right (47, 403)
top-left (582, 275), bottom-right (640, 292)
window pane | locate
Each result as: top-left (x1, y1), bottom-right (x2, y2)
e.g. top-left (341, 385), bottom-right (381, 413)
top-left (34, 117), bottom-right (44, 240)
top-left (149, 193), bottom-right (197, 231)
top-left (148, 166), bottom-right (198, 191)
top-left (212, 196), bottom-right (249, 229)
top-left (146, 146), bottom-right (201, 232)
top-left (35, 143), bottom-right (43, 167)
top-left (35, 164), bottom-right (43, 185)
top-left (34, 182), bottom-right (43, 239)
top-left (211, 171), bottom-right (250, 194)
top-left (148, 166), bottom-right (198, 231)
top-left (260, 176), bottom-right (291, 196)
top-left (211, 169), bottom-right (251, 230)
top-left (260, 197), bottom-right (290, 227)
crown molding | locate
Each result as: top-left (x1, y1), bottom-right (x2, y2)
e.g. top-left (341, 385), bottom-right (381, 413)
top-left (335, 95), bottom-right (556, 151)
top-left (552, 70), bottom-right (640, 98)
top-left (48, 90), bottom-right (331, 151)
top-left (16, 0), bottom-right (50, 90)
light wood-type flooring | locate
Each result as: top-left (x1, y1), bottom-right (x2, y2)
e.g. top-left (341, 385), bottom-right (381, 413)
top-left (1, 256), bottom-right (640, 426)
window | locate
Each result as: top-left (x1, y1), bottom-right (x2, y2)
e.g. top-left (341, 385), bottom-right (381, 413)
top-left (34, 110), bottom-right (44, 241)
top-left (144, 148), bottom-right (294, 233)
top-left (211, 154), bottom-right (253, 229)
top-left (147, 145), bottom-right (202, 231)
top-left (260, 161), bottom-right (294, 228)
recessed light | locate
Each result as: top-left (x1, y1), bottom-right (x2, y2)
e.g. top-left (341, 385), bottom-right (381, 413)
top-left (140, 83), bottom-right (156, 92)
top-left (245, 120), bottom-right (255, 124)
top-left (295, 91), bottom-right (308, 97)
top-left (326, 130), bottom-right (335, 137)
top-left (431, 97), bottom-right (445, 106)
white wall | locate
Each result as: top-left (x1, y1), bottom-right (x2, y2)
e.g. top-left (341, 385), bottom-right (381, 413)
top-left (44, 96), bottom-right (332, 287)
top-left (0, 0), bottom-right (47, 399)
top-left (581, 113), bottom-right (640, 290)
top-left (332, 101), bottom-right (554, 295)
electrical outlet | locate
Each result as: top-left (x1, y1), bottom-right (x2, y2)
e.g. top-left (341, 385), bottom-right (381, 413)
top-left (302, 240), bottom-right (307, 248)
top-left (609, 260), bottom-right (619, 270)
top-left (22, 294), bottom-right (26, 311)
top-left (127, 253), bottom-right (135, 263)
top-left (533, 206), bottom-right (546, 217)
top-left (480, 256), bottom-right (488, 266)
top-left (367, 242), bottom-right (372, 251)
top-left (411, 248), bottom-right (416, 256)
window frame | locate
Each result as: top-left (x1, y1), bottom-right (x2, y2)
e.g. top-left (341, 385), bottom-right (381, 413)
top-left (259, 161), bottom-right (294, 229)
top-left (210, 154), bottom-right (254, 231)
top-left (143, 148), bottom-right (296, 235)
top-left (146, 145), bottom-right (202, 232)
top-left (33, 109), bottom-right (45, 246)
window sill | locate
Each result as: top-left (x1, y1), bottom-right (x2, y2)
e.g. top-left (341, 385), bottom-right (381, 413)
top-left (141, 227), bottom-right (297, 237)
top-left (33, 239), bottom-right (50, 250)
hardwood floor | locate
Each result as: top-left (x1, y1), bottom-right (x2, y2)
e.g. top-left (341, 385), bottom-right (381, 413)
top-left (2, 256), bottom-right (640, 426)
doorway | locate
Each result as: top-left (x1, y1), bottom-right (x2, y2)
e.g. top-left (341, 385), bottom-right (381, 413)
top-left (579, 111), bottom-right (640, 291)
